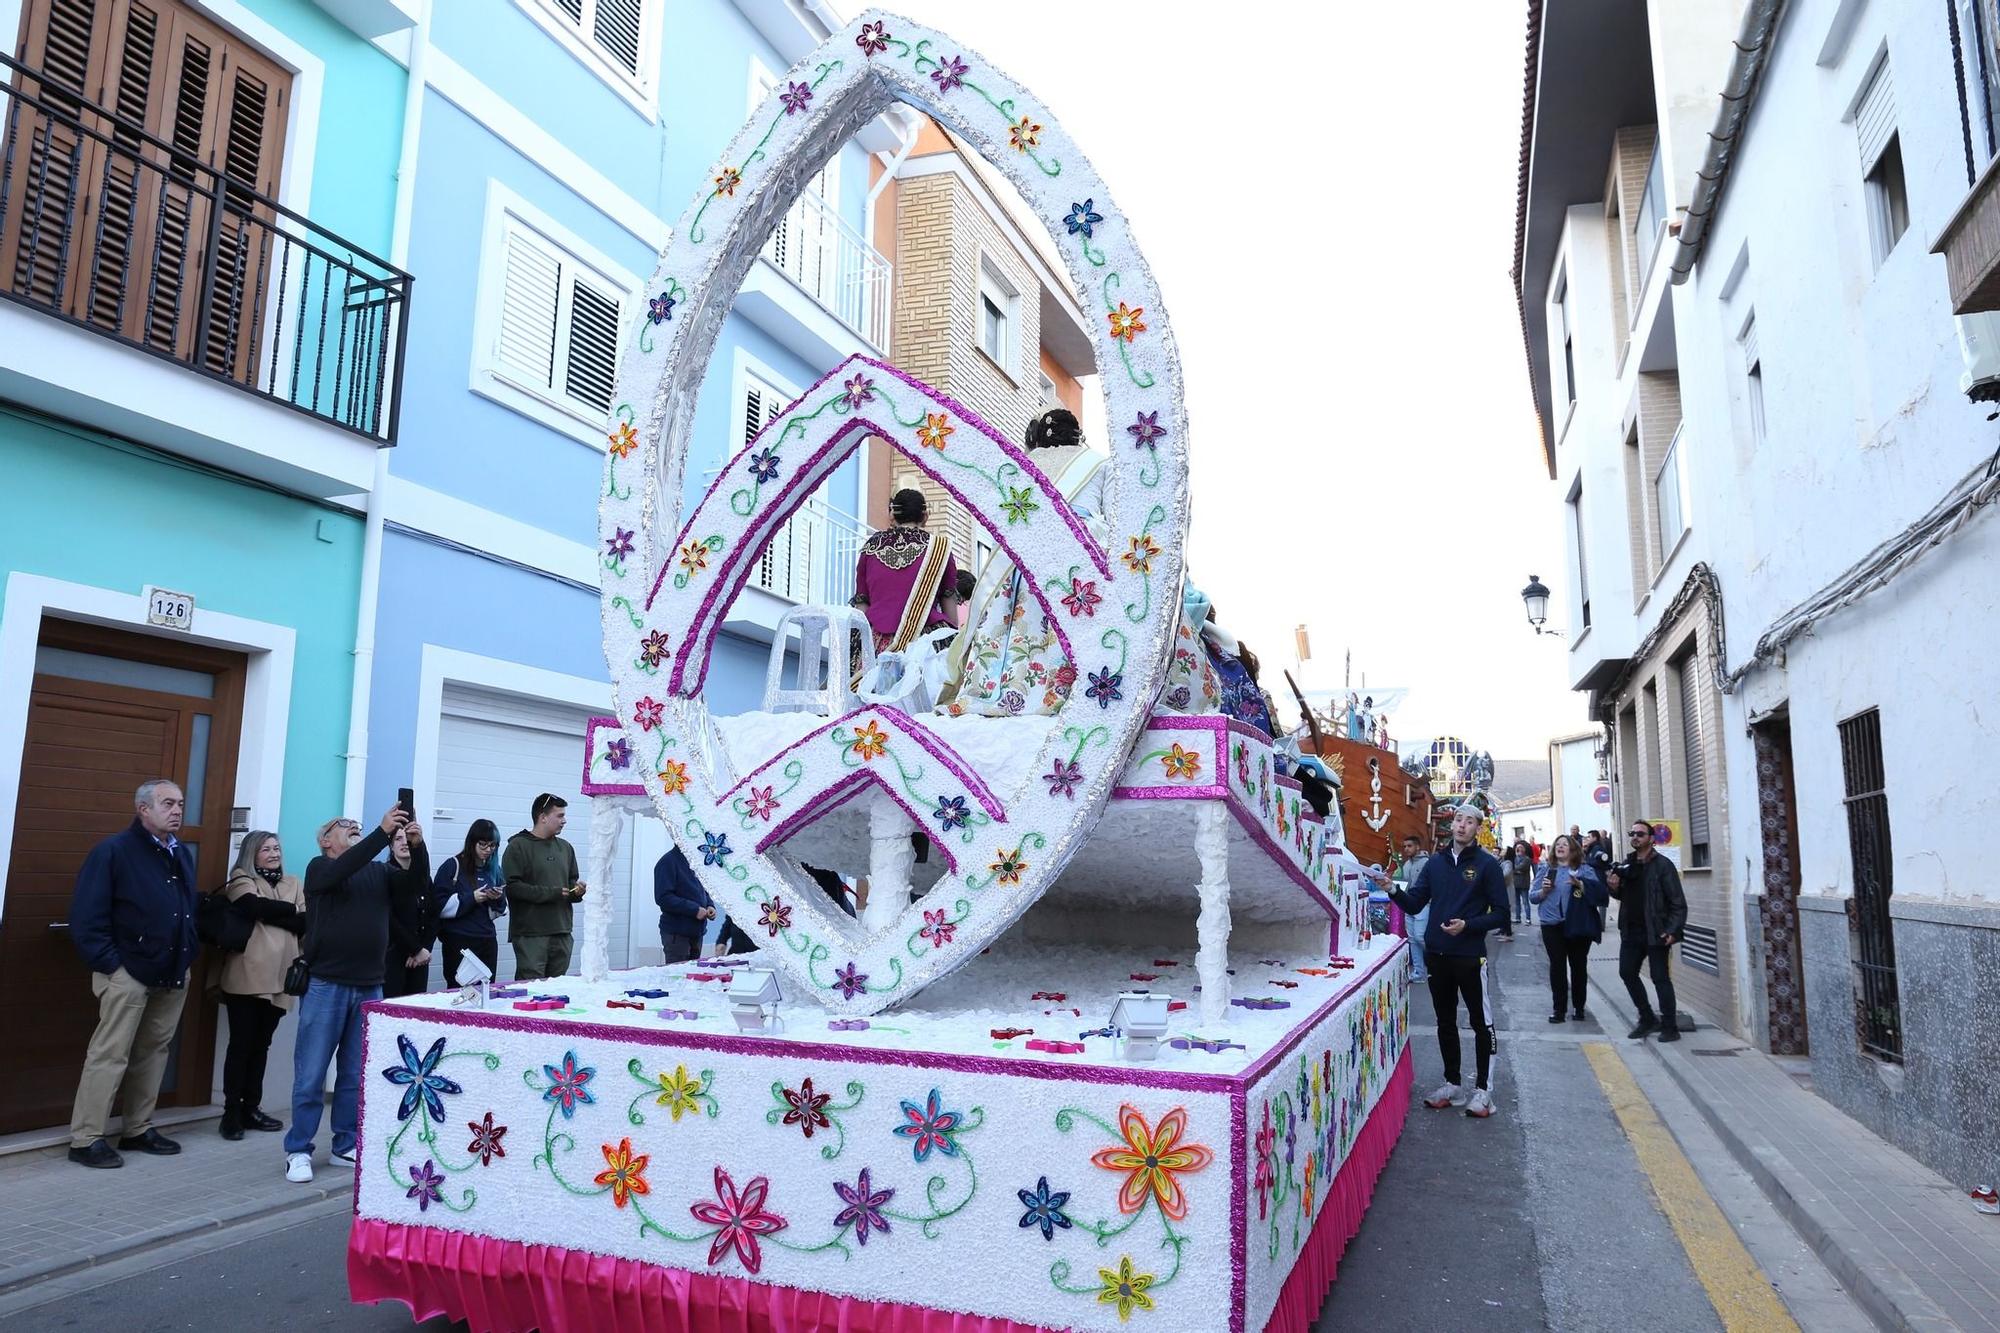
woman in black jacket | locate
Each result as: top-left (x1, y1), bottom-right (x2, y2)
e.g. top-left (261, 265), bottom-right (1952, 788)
top-left (430, 819), bottom-right (508, 986)
top-left (381, 827), bottom-right (436, 997)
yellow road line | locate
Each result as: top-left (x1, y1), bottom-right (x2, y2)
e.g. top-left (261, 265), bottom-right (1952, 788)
top-left (1583, 1042), bottom-right (1800, 1333)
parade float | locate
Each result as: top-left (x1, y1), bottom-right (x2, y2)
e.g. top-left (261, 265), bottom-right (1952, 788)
top-left (347, 14), bottom-right (1410, 1330)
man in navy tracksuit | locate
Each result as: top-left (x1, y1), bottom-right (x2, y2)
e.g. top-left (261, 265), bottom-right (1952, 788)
top-left (1378, 804), bottom-right (1510, 1118)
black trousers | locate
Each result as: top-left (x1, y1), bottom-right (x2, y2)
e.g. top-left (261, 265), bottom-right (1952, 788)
top-left (661, 932), bottom-right (701, 963)
top-left (1619, 934), bottom-right (1677, 1028)
top-left (440, 935), bottom-right (499, 988)
top-left (220, 993), bottom-right (285, 1115)
top-left (1426, 954), bottom-right (1495, 1091)
top-left (382, 956), bottom-right (430, 998)
top-left (1541, 924), bottom-right (1593, 1016)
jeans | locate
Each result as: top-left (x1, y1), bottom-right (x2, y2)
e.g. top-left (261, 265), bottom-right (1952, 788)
top-left (283, 978), bottom-right (378, 1157)
top-left (1619, 934), bottom-right (1677, 1029)
top-left (1427, 954), bottom-right (1495, 1091)
top-left (1406, 906), bottom-right (1430, 981)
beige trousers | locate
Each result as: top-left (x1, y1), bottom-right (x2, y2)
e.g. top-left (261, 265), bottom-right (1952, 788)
top-left (69, 967), bottom-right (187, 1148)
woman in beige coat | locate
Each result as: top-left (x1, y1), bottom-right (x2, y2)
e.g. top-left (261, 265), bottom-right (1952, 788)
top-left (215, 831), bottom-right (305, 1140)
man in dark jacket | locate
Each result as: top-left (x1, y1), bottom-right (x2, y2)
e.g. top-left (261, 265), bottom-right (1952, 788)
top-left (66, 780), bottom-right (199, 1169)
top-left (654, 846), bottom-right (714, 963)
top-left (282, 804), bottom-right (426, 1184)
top-left (1375, 804), bottom-right (1511, 1118)
top-left (1611, 819), bottom-right (1689, 1041)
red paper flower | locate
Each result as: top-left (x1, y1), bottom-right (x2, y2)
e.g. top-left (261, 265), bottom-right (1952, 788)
top-left (690, 1167), bottom-right (787, 1273)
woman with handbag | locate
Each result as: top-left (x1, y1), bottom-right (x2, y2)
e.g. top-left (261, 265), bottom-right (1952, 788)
top-left (215, 831), bottom-right (305, 1139)
top-left (1530, 834), bottom-right (1608, 1023)
top-left (430, 819), bottom-right (508, 986)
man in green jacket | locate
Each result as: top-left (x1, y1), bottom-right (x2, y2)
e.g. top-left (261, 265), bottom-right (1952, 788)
top-left (502, 793), bottom-right (586, 980)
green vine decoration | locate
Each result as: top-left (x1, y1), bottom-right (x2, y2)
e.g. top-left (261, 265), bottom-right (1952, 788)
top-left (1063, 724), bottom-right (1110, 765)
top-left (765, 1078), bottom-right (865, 1161)
top-left (611, 596), bottom-right (643, 630)
top-left (381, 1050), bottom-right (501, 1213)
top-left (732, 758), bottom-right (805, 829)
top-left (689, 61), bottom-right (844, 242)
top-left (881, 1105), bottom-right (985, 1240)
top-left (961, 831), bottom-right (1046, 893)
top-left (1103, 271), bottom-right (1156, 389)
top-left (1050, 1105), bottom-right (1193, 1300)
top-left (1100, 627), bottom-right (1130, 677)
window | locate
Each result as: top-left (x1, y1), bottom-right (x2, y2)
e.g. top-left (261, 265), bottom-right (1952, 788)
top-left (1954, 0), bottom-right (2000, 167)
top-left (1567, 481), bottom-right (1591, 630)
top-left (1554, 271), bottom-right (1576, 410)
top-left (1742, 316), bottom-right (1766, 445)
top-left (520, 0), bottom-right (657, 110)
top-left (975, 539), bottom-right (994, 575)
top-left (1674, 647), bottom-right (1711, 869)
top-left (1038, 370), bottom-right (1059, 411)
top-left (1655, 425), bottom-right (1688, 561)
top-left (981, 293), bottom-right (1007, 363)
top-left (976, 257), bottom-right (1020, 377)
top-left (1854, 60), bottom-right (1908, 267)
top-left (475, 184), bottom-right (635, 440)
top-left (1839, 707), bottom-right (1900, 1062)
top-left (1636, 143), bottom-right (1666, 280)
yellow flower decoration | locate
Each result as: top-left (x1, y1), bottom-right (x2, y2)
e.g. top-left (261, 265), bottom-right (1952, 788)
top-left (916, 412), bottom-right (954, 450)
top-left (653, 1065), bottom-right (704, 1121)
top-left (850, 720), bottom-right (889, 761)
top-left (659, 759), bottom-right (689, 795)
top-left (608, 421), bottom-right (639, 457)
top-left (1161, 743), bottom-right (1201, 780)
top-left (1107, 302), bottom-right (1147, 343)
top-left (989, 845), bottom-right (1028, 885)
top-left (1095, 1256), bottom-right (1156, 1322)
top-left (1008, 116), bottom-right (1043, 151)
top-left (593, 1136), bottom-right (650, 1209)
top-left (1302, 1150), bottom-right (1317, 1219)
top-left (678, 540), bottom-right (711, 575)
top-left (1122, 534), bottom-right (1161, 574)
top-left (714, 166), bottom-right (742, 197)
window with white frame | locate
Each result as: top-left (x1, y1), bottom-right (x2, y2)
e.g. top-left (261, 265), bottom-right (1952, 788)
top-left (1567, 479), bottom-right (1591, 630)
top-left (478, 192), bottom-right (633, 435)
top-left (977, 256), bottom-right (1020, 377)
top-left (1636, 143), bottom-right (1666, 280)
top-left (1742, 315), bottom-right (1766, 445)
top-left (741, 370), bottom-right (813, 602)
top-left (521, 0), bottom-right (656, 105)
top-left (1854, 59), bottom-right (1909, 269)
top-left (1038, 370), bottom-right (1058, 411)
top-left (1655, 425), bottom-right (1688, 561)
top-left (1553, 269), bottom-right (1576, 412)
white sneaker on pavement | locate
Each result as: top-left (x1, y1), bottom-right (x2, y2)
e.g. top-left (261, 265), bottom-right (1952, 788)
top-left (1423, 1082), bottom-right (1462, 1110)
top-left (1463, 1088), bottom-right (1496, 1118)
top-left (331, 1148), bottom-right (358, 1167)
top-left (286, 1152), bottom-right (313, 1183)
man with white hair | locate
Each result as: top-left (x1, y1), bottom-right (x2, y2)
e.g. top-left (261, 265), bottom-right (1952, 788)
top-left (66, 779), bottom-right (200, 1169)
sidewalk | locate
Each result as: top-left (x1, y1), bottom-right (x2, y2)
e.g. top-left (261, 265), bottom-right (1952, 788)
top-left (0, 1112), bottom-right (351, 1298)
top-left (1588, 939), bottom-right (2000, 1333)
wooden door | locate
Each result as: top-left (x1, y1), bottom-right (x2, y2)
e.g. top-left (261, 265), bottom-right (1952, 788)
top-left (0, 621), bottom-right (243, 1134)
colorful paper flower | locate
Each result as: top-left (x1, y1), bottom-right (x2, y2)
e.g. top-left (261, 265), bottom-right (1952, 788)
top-left (779, 80), bottom-right (812, 114)
top-left (383, 1034), bottom-right (461, 1124)
top-left (659, 759), bottom-right (689, 795)
top-left (989, 845), bottom-right (1028, 885)
top-left (678, 541), bottom-right (711, 576)
top-left (594, 1137), bottom-right (651, 1209)
top-left (653, 1065), bottom-right (705, 1121)
top-left (1087, 667), bottom-right (1124, 708)
top-left (634, 696), bottom-right (664, 731)
top-left (758, 897), bottom-right (792, 938)
top-left (1008, 116), bottom-right (1042, 151)
top-left (1089, 1104), bottom-right (1215, 1221)
top-left (1254, 1103), bottom-right (1275, 1219)
top-left (1000, 486), bottom-right (1041, 525)
top-left (1065, 199), bottom-right (1103, 238)
top-left (690, 1166), bottom-right (787, 1274)
top-left (467, 1111), bottom-right (507, 1166)
top-left (1302, 1150), bottom-right (1317, 1219)
top-left (1018, 1175), bottom-right (1073, 1241)
top-left (542, 1051), bottom-right (596, 1119)
top-left (714, 166), bottom-right (742, 197)
top-left (919, 907), bottom-right (956, 948)
top-left (930, 54), bottom-right (968, 92)
top-left (1162, 743), bottom-right (1202, 781)
top-left (832, 1167), bottom-right (894, 1246)
top-left (698, 831), bottom-right (732, 866)
top-left (1107, 302), bottom-right (1146, 342)
top-left (639, 629), bottom-right (672, 668)
top-left (856, 19), bottom-right (890, 56)
top-left (405, 1160), bottom-right (445, 1212)
top-left (608, 421), bottom-right (640, 457)
top-left (605, 737), bottom-right (632, 771)
top-left (933, 794), bottom-right (970, 832)
top-left (841, 372), bottom-right (876, 409)
top-left (1044, 758), bottom-right (1083, 798)
top-left (833, 962), bottom-right (869, 1000)
top-left (747, 447), bottom-right (781, 483)
top-left (1126, 411), bottom-right (1166, 450)
top-left (1122, 534), bottom-right (1160, 574)
top-left (1096, 1256), bottom-right (1156, 1322)
top-left (850, 720), bottom-right (889, 760)
top-left (780, 1077), bottom-right (834, 1138)
top-left (1062, 579), bottom-right (1102, 617)
top-left (893, 1089), bottom-right (964, 1162)
top-left (647, 291), bottom-right (676, 324)
top-left (916, 412), bottom-right (954, 450)
top-left (745, 785), bottom-right (779, 821)
top-left (605, 527), bottom-right (635, 562)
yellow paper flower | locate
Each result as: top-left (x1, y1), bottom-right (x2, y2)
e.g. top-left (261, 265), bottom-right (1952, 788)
top-left (1161, 743), bottom-right (1202, 781)
top-left (678, 541), bottom-right (711, 575)
top-left (1095, 1256), bottom-right (1156, 1322)
top-left (659, 759), bottom-right (689, 795)
top-left (653, 1065), bottom-right (704, 1121)
top-left (1008, 116), bottom-right (1043, 151)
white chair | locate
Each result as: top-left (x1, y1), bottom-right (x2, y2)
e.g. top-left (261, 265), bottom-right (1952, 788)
top-left (763, 604), bottom-right (875, 715)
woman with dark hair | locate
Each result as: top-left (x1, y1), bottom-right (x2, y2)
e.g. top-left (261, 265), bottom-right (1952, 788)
top-left (852, 488), bottom-right (961, 654)
top-left (382, 828), bottom-right (435, 998)
top-left (1197, 601), bottom-right (1276, 737)
top-left (1531, 834), bottom-right (1607, 1022)
top-left (430, 818), bottom-right (508, 986)
top-left (215, 831), bottom-right (304, 1139)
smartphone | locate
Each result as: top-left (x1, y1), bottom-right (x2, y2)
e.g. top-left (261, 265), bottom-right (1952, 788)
top-left (397, 786), bottom-right (416, 818)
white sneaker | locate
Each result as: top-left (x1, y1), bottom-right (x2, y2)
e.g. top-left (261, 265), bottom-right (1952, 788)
top-left (286, 1152), bottom-right (314, 1183)
top-left (1464, 1088), bottom-right (1496, 1118)
top-left (1423, 1082), bottom-right (1462, 1110)
top-left (331, 1148), bottom-right (358, 1167)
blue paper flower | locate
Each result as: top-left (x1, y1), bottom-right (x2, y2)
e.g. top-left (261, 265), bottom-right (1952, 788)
top-left (382, 1034), bottom-right (461, 1123)
top-left (1017, 1175), bottom-right (1073, 1241)
top-left (932, 794), bottom-right (969, 832)
top-left (699, 831), bottom-right (732, 866)
top-left (1065, 199), bottom-right (1103, 239)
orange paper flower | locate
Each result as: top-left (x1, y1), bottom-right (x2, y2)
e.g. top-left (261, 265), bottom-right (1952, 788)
top-left (715, 166), bottom-right (742, 197)
top-left (608, 421), bottom-right (639, 457)
top-left (850, 720), bottom-right (889, 761)
top-left (678, 541), bottom-right (711, 575)
top-left (1090, 1104), bottom-right (1214, 1221)
top-left (1161, 743), bottom-right (1201, 780)
top-left (1107, 302), bottom-right (1147, 342)
top-left (659, 759), bottom-right (689, 795)
top-left (916, 412), bottom-right (955, 450)
top-left (989, 845), bottom-right (1029, 885)
top-left (594, 1137), bottom-right (651, 1208)
top-left (1122, 534), bottom-right (1161, 574)
top-left (1008, 116), bottom-right (1042, 151)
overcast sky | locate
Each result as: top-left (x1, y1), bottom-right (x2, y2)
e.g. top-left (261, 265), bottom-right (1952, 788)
top-left (884, 0), bottom-right (1589, 757)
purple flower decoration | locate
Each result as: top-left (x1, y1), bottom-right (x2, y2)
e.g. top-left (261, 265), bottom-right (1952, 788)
top-left (832, 1167), bottom-right (894, 1246)
top-left (605, 737), bottom-right (632, 771)
top-left (1087, 667), bottom-right (1124, 709)
top-left (841, 373), bottom-right (876, 409)
top-left (1284, 1111), bottom-right (1297, 1165)
top-left (1043, 758), bottom-right (1082, 799)
top-left (833, 962), bottom-right (869, 1000)
top-left (748, 448), bottom-right (780, 483)
top-left (1127, 411), bottom-right (1166, 450)
top-left (605, 527), bottom-right (635, 562)
top-left (406, 1159), bottom-right (445, 1211)
top-left (930, 54), bottom-right (968, 93)
top-left (999, 689), bottom-right (1025, 716)
top-left (780, 80), bottom-right (812, 114)
top-left (856, 19), bottom-right (890, 56)
top-left (1064, 199), bottom-right (1103, 238)
top-left (892, 1089), bottom-right (964, 1162)
top-left (648, 291), bottom-right (676, 325)
top-left (932, 794), bottom-right (969, 832)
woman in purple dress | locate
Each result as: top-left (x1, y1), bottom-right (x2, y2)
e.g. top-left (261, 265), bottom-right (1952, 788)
top-left (852, 488), bottom-right (961, 654)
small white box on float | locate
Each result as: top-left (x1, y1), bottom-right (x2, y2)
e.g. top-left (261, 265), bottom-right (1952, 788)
top-left (727, 968), bottom-right (785, 1035)
top-left (1111, 991), bottom-right (1172, 1061)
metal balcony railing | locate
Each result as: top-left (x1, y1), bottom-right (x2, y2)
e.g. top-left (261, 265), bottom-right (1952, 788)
top-left (762, 187), bottom-right (890, 350)
top-left (0, 52), bottom-right (410, 442)
top-left (751, 494), bottom-right (873, 608)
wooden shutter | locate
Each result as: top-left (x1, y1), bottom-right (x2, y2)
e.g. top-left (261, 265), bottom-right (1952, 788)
top-left (495, 222), bottom-right (562, 388)
top-left (1678, 657), bottom-right (1710, 853)
top-left (1855, 60), bottom-right (1896, 170)
top-left (2, 0), bottom-right (104, 310)
top-left (591, 0), bottom-right (644, 76)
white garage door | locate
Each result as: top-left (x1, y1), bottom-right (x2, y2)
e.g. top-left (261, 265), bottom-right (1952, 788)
top-left (431, 684), bottom-right (634, 982)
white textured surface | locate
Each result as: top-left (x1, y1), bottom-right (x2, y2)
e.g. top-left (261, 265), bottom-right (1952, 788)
top-left (1193, 802), bottom-right (1232, 1025)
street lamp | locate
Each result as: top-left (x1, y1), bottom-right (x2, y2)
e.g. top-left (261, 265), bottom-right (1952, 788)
top-left (1521, 574), bottom-right (1562, 637)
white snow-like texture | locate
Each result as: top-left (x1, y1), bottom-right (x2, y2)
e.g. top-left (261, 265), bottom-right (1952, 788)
top-left (356, 936), bottom-right (1408, 1332)
top-left (597, 9), bottom-right (1191, 1015)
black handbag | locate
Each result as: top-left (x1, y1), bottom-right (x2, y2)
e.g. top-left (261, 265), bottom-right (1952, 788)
top-left (196, 889), bottom-right (254, 954)
top-left (284, 955), bottom-right (310, 997)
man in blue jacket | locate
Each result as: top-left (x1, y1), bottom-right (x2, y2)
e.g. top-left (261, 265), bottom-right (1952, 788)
top-left (67, 780), bottom-right (199, 1169)
top-left (1375, 803), bottom-right (1510, 1118)
top-left (654, 845), bottom-right (714, 963)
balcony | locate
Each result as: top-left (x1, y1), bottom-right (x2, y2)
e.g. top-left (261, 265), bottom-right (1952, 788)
top-left (0, 51), bottom-right (409, 491)
top-left (734, 188), bottom-right (890, 367)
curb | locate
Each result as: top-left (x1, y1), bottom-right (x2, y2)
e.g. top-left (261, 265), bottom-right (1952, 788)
top-left (1587, 971), bottom-right (1957, 1333)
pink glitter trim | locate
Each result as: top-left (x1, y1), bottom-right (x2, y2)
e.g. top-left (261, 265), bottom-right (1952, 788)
top-left (581, 716), bottom-right (646, 797)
